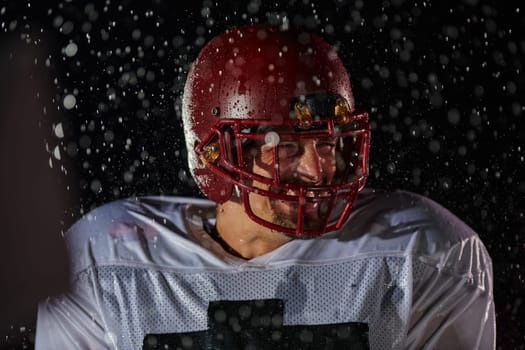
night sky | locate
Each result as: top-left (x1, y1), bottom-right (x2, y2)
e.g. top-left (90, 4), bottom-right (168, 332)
top-left (0, 0), bottom-right (523, 348)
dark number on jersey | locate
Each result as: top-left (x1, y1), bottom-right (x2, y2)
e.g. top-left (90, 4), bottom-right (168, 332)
top-left (143, 299), bottom-right (369, 350)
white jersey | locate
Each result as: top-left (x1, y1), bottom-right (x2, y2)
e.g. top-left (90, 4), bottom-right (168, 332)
top-left (35, 189), bottom-right (495, 350)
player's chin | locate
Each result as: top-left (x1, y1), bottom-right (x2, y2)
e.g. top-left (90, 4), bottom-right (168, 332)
top-left (272, 213), bottom-right (325, 239)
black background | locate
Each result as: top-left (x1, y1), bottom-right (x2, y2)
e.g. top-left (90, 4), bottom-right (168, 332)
top-left (0, 0), bottom-right (523, 348)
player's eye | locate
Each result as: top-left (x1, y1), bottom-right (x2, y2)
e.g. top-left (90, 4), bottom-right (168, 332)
top-left (316, 139), bottom-right (337, 156)
top-left (278, 142), bottom-right (300, 158)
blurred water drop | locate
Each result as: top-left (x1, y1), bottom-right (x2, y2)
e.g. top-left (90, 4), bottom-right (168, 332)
top-left (63, 94), bottom-right (76, 109)
top-left (64, 42), bottom-right (78, 57)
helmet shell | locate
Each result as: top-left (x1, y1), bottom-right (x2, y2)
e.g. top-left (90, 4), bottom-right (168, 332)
top-left (183, 24), bottom-right (355, 203)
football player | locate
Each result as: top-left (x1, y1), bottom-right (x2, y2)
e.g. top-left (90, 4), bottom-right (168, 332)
top-left (36, 24), bottom-right (495, 350)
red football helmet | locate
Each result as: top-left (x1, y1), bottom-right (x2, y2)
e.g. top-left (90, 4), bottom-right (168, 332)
top-left (183, 24), bottom-right (370, 236)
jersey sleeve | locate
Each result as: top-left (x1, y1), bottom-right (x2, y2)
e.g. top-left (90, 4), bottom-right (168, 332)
top-left (34, 200), bottom-right (123, 350)
top-left (406, 227), bottom-right (495, 349)
top-left (35, 272), bottom-right (113, 350)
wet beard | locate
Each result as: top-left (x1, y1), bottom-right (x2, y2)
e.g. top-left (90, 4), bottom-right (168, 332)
top-left (270, 200), bottom-right (324, 235)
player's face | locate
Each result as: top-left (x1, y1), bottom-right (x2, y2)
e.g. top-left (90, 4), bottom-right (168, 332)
top-left (248, 129), bottom-right (338, 232)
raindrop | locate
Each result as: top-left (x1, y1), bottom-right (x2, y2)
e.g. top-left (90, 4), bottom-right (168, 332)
top-left (214, 309), bottom-right (227, 323)
top-left (264, 131), bottom-right (280, 146)
top-left (429, 140), bottom-right (440, 153)
top-left (123, 171), bottom-right (133, 183)
top-left (63, 94), bottom-right (76, 109)
top-left (90, 179), bottom-right (102, 193)
top-left (104, 332), bottom-right (117, 345)
top-left (447, 109), bottom-right (461, 125)
top-left (54, 123), bottom-right (64, 138)
top-left (64, 42), bottom-right (78, 57)
top-left (53, 145), bottom-right (61, 160)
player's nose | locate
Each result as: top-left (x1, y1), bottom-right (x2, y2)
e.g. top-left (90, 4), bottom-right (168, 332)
top-left (296, 143), bottom-right (323, 185)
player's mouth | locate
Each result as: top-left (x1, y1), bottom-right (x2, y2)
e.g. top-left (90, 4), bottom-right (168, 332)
top-left (279, 190), bottom-right (331, 218)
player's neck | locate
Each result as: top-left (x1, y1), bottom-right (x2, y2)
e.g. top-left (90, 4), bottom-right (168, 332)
top-left (215, 200), bottom-right (293, 259)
